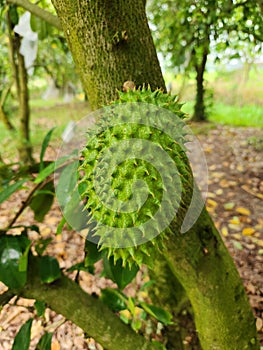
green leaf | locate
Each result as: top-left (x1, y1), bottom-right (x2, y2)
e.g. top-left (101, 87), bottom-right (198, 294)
top-left (30, 15), bottom-right (48, 40)
top-left (131, 318), bottom-right (142, 332)
top-left (56, 161), bottom-right (77, 203)
top-left (56, 217), bottom-right (66, 235)
top-left (38, 256), bottom-right (61, 284)
top-left (34, 300), bottom-right (46, 317)
top-left (0, 235), bottom-right (30, 288)
top-left (34, 162), bottom-right (55, 184)
top-left (139, 302), bottom-right (173, 325)
top-left (35, 238), bottom-right (53, 256)
top-left (19, 243), bottom-right (31, 272)
top-left (100, 288), bottom-right (127, 312)
top-left (85, 240), bottom-right (103, 267)
top-left (34, 154), bottom-right (74, 184)
top-left (103, 256), bottom-right (139, 290)
top-left (36, 332), bottom-right (53, 350)
top-left (127, 297), bottom-right (135, 315)
top-left (40, 128), bottom-right (56, 172)
top-left (140, 279), bottom-right (155, 291)
top-left (0, 179), bottom-right (28, 204)
top-left (12, 318), bottom-right (33, 350)
top-left (119, 312), bottom-right (130, 324)
top-left (152, 340), bottom-right (167, 350)
top-left (66, 261), bottom-right (92, 273)
top-left (9, 5), bottom-right (19, 26)
top-left (56, 160), bottom-right (87, 231)
top-left (28, 225), bottom-right (40, 234)
top-left (29, 181), bottom-right (54, 222)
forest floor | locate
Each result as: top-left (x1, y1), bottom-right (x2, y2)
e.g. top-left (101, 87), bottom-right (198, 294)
top-left (193, 124), bottom-right (263, 346)
top-left (0, 123), bottom-right (262, 349)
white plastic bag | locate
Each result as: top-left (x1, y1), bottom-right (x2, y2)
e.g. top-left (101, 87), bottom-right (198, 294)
top-left (14, 12), bottom-right (38, 75)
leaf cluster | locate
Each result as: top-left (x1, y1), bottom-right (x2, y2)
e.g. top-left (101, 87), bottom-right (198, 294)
top-left (147, 0), bottom-right (263, 72)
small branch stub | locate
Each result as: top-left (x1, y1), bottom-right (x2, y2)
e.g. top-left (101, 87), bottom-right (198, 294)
top-left (123, 81), bottom-right (136, 92)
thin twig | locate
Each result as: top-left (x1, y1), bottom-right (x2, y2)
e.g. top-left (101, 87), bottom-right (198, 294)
top-left (0, 178), bottom-right (50, 236)
top-left (241, 185), bottom-right (263, 200)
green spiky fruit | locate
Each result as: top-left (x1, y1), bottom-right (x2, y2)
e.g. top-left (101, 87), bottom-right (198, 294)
top-left (79, 86), bottom-right (192, 267)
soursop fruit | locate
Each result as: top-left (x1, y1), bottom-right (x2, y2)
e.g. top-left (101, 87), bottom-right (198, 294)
top-left (79, 85), bottom-right (193, 267)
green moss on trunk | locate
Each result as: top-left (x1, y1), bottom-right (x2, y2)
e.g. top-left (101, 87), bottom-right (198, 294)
top-left (20, 257), bottom-right (157, 350)
top-left (164, 206), bottom-right (259, 349)
top-left (51, 0), bottom-right (165, 109)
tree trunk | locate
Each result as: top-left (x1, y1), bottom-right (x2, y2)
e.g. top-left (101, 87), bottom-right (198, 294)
top-left (0, 106), bottom-right (14, 131)
top-left (17, 46), bottom-right (33, 164)
top-left (6, 8), bottom-right (33, 164)
top-left (165, 201), bottom-right (259, 349)
top-left (257, 0), bottom-right (263, 14)
top-left (51, 0), bottom-right (165, 109)
top-left (192, 47), bottom-right (208, 122)
top-left (0, 83), bottom-right (15, 131)
top-left (17, 1), bottom-right (259, 349)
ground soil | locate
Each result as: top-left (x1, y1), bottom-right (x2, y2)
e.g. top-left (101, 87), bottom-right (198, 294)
top-left (0, 123), bottom-right (262, 349)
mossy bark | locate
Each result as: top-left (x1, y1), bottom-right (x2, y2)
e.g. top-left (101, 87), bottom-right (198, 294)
top-left (165, 207), bottom-right (259, 349)
top-left (51, 0), bottom-right (165, 109)
top-left (19, 257), bottom-right (156, 350)
top-left (148, 257), bottom-right (196, 350)
top-left (0, 83), bottom-right (15, 131)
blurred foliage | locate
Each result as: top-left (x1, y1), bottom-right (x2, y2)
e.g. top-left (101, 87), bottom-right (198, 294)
top-left (147, 0), bottom-right (263, 73)
top-left (0, 1), bottom-right (80, 105)
top-left (147, 0), bottom-right (263, 120)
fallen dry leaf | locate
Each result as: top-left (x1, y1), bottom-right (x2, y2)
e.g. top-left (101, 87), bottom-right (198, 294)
top-left (242, 228), bottom-right (256, 236)
top-left (221, 226), bottom-right (229, 237)
top-left (256, 318), bottom-right (263, 332)
top-left (236, 207), bottom-right (251, 216)
top-left (51, 340), bottom-right (61, 350)
top-left (229, 217), bottom-right (241, 225)
top-left (206, 199), bottom-right (218, 207)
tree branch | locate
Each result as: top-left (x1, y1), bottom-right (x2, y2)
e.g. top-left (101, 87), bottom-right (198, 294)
top-left (256, 0), bottom-right (263, 14)
top-left (0, 290), bottom-right (15, 307)
top-left (0, 180), bottom-right (47, 236)
top-left (6, 0), bottom-right (61, 30)
top-left (233, 0), bottom-right (250, 9)
top-left (0, 105), bottom-right (15, 131)
top-left (18, 257), bottom-right (156, 350)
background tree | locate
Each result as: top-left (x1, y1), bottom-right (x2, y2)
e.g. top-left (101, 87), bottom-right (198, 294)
top-left (0, 0), bottom-right (80, 164)
top-left (29, 4), bottom-right (79, 97)
top-left (0, 13), bottom-right (15, 132)
top-left (0, 4), bottom-right (34, 164)
top-left (147, 0), bottom-right (220, 121)
top-left (147, 0), bottom-right (263, 121)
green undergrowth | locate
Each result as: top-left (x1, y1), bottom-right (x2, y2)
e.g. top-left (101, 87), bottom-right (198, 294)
top-left (0, 100), bottom-right (90, 161)
top-left (209, 102), bottom-right (263, 128)
top-left (182, 101), bottom-right (263, 128)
